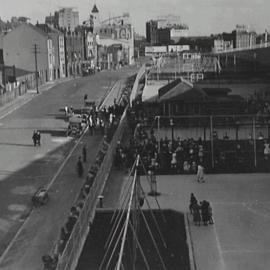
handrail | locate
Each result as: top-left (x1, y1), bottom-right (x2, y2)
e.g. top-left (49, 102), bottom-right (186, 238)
top-left (48, 108), bottom-right (129, 270)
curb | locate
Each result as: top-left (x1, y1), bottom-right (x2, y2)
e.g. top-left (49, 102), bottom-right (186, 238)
top-left (0, 77), bottom-right (75, 120)
top-left (185, 212), bottom-right (197, 270)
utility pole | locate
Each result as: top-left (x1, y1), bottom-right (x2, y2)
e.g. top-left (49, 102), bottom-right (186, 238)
top-left (34, 44), bottom-right (39, 94)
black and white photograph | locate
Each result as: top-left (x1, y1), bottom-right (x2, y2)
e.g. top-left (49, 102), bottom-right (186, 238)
top-left (0, 0), bottom-right (270, 269)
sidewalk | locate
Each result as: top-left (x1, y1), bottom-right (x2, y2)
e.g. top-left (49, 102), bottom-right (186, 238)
top-left (0, 77), bottom-right (74, 121)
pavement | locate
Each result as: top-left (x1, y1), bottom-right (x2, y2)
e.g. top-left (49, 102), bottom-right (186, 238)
top-left (0, 66), bottom-right (138, 269)
top-left (101, 165), bottom-right (270, 270)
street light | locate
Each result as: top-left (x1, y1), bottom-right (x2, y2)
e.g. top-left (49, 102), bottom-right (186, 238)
top-left (170, 118), bottom-right (174, 143)
top-left (235, 120), bottom-right (240, 141)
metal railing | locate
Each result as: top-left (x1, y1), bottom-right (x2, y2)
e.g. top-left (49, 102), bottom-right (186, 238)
top-left (50, 108), bottom-right (128, 270)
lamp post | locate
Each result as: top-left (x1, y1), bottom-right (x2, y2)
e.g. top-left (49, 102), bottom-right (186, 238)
top-left (170, 118), bottom-right (174, 144)
top-left (235, 120), bottom-right (240, 141)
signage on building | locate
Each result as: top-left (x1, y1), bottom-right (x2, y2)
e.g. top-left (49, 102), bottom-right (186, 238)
top-left (168, 45), bottom-right (190, 53)
top-left (145, 46), bottom-right (167, 56)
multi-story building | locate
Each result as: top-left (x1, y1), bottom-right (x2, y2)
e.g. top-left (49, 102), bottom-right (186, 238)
top-left (64, 29), bottom-right (84, 76)
top-left (157, 28), bottom-right (171, 45)
top-left (213, 39), bottom-right (233, 52)
top-left (45, 12), bottom-right (60, 29)
top-left (146, 15), bottom-right (189, 45)
top-left (36, 24), bottom-right (66, 78)
top-left (91, 5), bottom-right (134, 67)
top-left (2, 23), bottom-right (52, 83)
top-left (232, 25), bottom-right (256, 49)
top-left (146, 20), bottom-right (158, 45)
top-left (58, 8), bottom-right (79, 31)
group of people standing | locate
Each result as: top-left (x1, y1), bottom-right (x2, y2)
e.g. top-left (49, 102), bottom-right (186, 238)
top-left (189, 193), bottom-right (214, 226)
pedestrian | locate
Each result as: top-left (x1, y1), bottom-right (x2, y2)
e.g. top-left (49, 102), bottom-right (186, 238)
top-left (193, 202), bottom-right (201, 226)
top-left (82, 145), bottom-right (87, 163)
top-left (76, 156), bottom-right (84, 177)
top-left (89, 115), bottom-right (94, 136)
top-left (207, 201), bottom-right (214, 224)
top-left (64, 106), bottom-right (68, 116)
top-left (32, 130), bottom-right (37, 146)
top-left (189, 193), bottom-right (198, 215)
top-left (84, 94), bottom-right (88, 105)
top-left (201, 200), bottom-right (209, 226)
top-left (197, 164), bottom-right (205, 183)
top-left (36, 131), bottom-right (41, 146)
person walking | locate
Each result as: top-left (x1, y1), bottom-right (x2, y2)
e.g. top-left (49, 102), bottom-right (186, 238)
top-left (32, 130), bottom-right (37, 146)
top-left (76, 156), bottom-right (84, 177)
top-left (36, 131), bottom-right (41, 146)
top-left (197, 164), bottom-right (205, 183)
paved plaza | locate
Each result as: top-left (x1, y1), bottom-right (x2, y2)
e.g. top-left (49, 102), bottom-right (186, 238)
top-left (137, 172), bottom-right (270, 270)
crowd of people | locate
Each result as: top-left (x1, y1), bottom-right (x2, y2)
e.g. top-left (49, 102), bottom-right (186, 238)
top-left (114, 121), bottom-right (207, 175)
top-left (115, 110), bottom-right (270, 174)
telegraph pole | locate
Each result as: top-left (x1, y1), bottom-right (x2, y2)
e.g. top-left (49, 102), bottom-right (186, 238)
top-left (34, 44), bottom-right (39, 94)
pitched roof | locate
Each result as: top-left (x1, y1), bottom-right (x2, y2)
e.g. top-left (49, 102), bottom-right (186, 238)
top-left (4, 23), bottom-right (49, 39)
top-left (92, 4), bottom-right (99, 13)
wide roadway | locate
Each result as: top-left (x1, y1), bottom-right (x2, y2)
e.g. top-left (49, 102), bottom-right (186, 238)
top-left (0, 67), bottom-right (137, 269)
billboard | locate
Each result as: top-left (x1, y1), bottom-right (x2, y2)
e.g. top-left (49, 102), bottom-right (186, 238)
top-left (168, 45), bottom-right (190, 53)
top-left (145, 46), bottom-right (167, 56)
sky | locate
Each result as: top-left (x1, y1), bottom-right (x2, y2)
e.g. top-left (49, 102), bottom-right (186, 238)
top-left (1, 0), bottom-right (270, 36)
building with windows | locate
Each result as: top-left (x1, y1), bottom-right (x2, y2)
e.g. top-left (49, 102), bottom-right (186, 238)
top-left (58, 8), bottom-right (79, 31)
top-left (232, 25), bottom-right (256, 49)
top-left (146, 20), bottom-right (158, 45)
top-left (146, 15), bottom-right (189, 45)
top-left (90, 5), bottom-right (134, 67)
top-left (36, 24), bottom-right (66, 78)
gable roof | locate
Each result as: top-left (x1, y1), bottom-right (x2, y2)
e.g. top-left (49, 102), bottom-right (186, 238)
top-left (4, 23), bottom-right (49, 39)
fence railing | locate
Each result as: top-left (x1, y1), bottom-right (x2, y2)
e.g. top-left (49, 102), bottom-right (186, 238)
top-left (0, 84), bottom-right (27, 106)
top-left (50, 108), bottom-right (128, 270)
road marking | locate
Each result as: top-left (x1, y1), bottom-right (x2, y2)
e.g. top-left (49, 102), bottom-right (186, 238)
top-left (222, 249), bottom-right (270, 253)
top-left (213, 224), bottom-right (226, 270)
top-left (51, 137), bottom-right (71, 144)
top-left (8, 204), bottom-right (27, 212)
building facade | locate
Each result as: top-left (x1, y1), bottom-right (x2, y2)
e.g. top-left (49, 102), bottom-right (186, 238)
top-left (232, 25), bottom-right (256, 49)
top-left (36, 24), bottom-right (66, 79)
top-left (58, 8), bottom-right (79, 31)
top-left (91, 6), bottom-right (134, 67)
top-left (3, 23), bottom-right (50, 83)
top-left (65, 30), bottom-right (84, 76)
top-left (146, 20), bottom-right (158, 45)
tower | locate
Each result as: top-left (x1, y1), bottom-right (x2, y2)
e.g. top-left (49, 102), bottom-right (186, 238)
top-left (91, 3), bottom-right (100, 33)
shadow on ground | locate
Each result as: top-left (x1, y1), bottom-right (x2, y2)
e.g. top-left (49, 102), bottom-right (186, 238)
top-left (76, 209), bottom-right (190, 270)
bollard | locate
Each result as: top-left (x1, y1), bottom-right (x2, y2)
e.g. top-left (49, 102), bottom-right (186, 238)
top-left (98, 195), bottom-right (104, 208)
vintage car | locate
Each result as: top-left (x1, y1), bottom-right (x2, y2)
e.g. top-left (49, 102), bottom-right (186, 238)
top-left (67, 116), bottom-right (84, 137)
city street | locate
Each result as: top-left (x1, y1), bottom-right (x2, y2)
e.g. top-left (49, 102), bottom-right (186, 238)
top-left (0, 66), bottom-right (137, 269)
